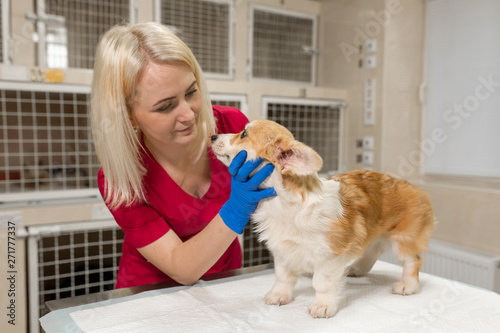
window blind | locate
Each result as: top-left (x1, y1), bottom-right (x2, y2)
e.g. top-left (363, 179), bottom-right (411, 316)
top-left (423, 0), bottom-right (500, 178)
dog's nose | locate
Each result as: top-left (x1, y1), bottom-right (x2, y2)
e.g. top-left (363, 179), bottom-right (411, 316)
top-left (211, 135), bottom-right (218, 142)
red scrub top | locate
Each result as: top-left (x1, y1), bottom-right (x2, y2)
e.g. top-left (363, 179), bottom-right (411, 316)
top-left (98, 106), bottom-right (249, 288)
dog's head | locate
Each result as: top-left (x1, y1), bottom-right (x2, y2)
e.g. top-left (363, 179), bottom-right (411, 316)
top-left (211, 120), bottom-right (322, 176)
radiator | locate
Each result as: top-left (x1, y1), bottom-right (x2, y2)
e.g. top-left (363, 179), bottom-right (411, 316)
top-left (379, 239), bottom-right (500, 293)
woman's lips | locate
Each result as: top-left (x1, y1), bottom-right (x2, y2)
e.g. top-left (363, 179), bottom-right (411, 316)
top-left (178, 124), bottom-right (194, 133)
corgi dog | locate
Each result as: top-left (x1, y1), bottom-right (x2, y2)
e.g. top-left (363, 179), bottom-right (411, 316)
top-left (211, 120), bottom-right (435, 318)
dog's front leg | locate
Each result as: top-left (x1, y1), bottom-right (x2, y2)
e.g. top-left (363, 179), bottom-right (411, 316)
top-left (308, 256), bottom-right (348, 318)
top-left (264, 263), bottom-right (298, 306)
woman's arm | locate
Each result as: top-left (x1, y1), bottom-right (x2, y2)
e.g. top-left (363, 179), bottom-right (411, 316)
top-left (137, 214), bottom-right (236, 285)
top-left (138, 152), bottom-right (276, 285)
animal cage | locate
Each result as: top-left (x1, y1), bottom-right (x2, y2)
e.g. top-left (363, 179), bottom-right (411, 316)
top-left (263, 97), bottom-right (345, 175)
top-left (249, 4), bottom-right (318, 84)
top-left (27, 220), bottom-right (124, 333)
top-left (0, 82), bottom-right (97, 201)
top-left (159, 0), bottom-right (234, 79)
top-left (36, 0), bottom-right (132, 69)
top-left (210, 93), bottom-right (247, 116)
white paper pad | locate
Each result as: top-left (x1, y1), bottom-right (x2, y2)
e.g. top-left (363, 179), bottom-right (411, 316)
top-left (40, 261), bottom-right (500, 332)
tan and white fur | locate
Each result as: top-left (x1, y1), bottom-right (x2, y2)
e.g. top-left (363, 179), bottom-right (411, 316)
top-left (211, 120), bottom-right (435, 318)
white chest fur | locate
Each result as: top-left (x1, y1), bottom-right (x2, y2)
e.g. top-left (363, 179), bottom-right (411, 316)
top-left (252, 176), bottom-right (343, 274)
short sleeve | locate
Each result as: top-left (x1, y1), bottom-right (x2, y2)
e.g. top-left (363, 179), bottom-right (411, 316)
top-left (97, 169), bottom-right (171, 248)
top-left (212, 106), bottom-right (249, 134)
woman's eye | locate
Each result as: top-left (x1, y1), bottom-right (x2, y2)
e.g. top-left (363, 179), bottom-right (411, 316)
top-left (186, 89), bottom-right (197, 97)
top-left (240, 129), bottom-right (247, 139)
top-left (156, 103), bottom-right (172, 112)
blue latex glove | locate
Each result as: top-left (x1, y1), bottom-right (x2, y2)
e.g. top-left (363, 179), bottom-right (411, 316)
top-left (220, 151), bottom-right (277, 234)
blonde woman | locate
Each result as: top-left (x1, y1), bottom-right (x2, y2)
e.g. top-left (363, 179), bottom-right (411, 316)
top-left (91, 22), bottom-right (275, 288)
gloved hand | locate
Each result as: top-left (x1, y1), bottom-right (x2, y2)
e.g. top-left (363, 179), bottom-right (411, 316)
top-left (220, 151), bottom-right (277, 234)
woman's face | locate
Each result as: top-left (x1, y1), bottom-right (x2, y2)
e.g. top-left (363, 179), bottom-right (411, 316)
top-left (132, 62), bottom-right (202, 149)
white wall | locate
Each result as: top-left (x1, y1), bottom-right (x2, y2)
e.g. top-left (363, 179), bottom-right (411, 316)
top-left (318, 0), bottom-right (500, 255)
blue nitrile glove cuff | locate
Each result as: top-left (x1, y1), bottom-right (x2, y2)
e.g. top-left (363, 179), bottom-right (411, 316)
top-left (220, 151), bottom-right (277, 234)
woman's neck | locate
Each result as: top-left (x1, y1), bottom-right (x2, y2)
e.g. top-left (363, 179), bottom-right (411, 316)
top-left (143, 135), bottom-right (211, 198)
top-left (144, 136), bottom-right (194, 169)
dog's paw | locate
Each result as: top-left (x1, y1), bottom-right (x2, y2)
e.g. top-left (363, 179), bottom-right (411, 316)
top-left (264, 290), bottom-right (292, 306)
top-left (308, 301), bottom-right (339, 318)
top-left (392, 279), bottom-right (421, 295)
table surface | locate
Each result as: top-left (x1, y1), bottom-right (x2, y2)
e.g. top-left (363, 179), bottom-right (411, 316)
top-left (45, 263), bottom-right (274, 312)
top-left (40, 261), bottom-right (500, 333)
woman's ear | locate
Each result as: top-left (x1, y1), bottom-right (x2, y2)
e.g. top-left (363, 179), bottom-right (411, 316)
top-left (274, 141), bottom-right (323, 176)
top-left (129, 115), bottom-right (138, 131)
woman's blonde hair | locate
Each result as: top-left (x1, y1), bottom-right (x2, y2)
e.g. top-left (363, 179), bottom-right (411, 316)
top-left (91, 22), bottom-right (216, 210)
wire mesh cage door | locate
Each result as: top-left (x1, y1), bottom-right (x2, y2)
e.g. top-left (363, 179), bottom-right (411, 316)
top-left (35, 0), bottom-right (133, 69)
top-left (160, 0), bottom-right (234, 79)
top-left (27, 221), bottom-right (124, 333)
top-left (264, 98), bottom-right (344, 175)
top-left (210, 93), bottom-right (248, 117)
top-left (0, 83), bottom-right (99, 202)
top-left (249, 5), bottom-right (318, 84)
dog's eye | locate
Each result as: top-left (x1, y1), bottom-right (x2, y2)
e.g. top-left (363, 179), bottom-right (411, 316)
top-left (240, 129), bottom-right (247, 139)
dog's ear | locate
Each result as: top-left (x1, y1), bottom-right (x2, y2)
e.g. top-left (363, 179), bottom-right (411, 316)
top-left (274, 140), bottom-right (323, 175)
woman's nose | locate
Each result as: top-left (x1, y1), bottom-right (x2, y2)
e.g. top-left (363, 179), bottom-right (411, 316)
top-left (177, 100), bottom-right (194, 121)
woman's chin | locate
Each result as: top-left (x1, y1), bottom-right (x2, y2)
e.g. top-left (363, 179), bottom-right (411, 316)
top-left (175, 127), bottom-right (198, 144)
